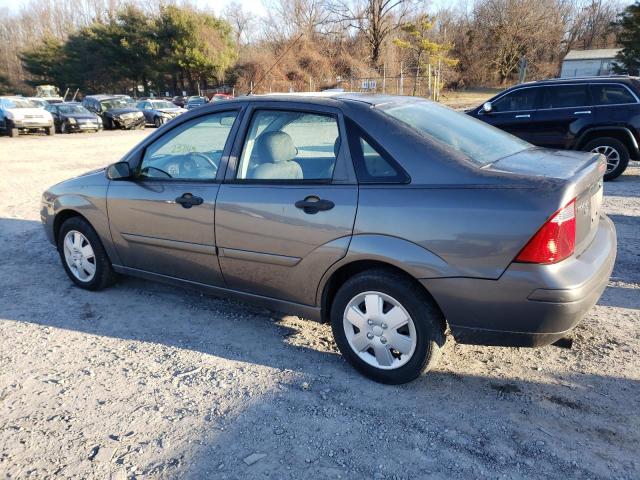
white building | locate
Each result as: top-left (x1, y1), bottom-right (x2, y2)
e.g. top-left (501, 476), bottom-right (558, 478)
top-left (560, 49), bottom-right (621, 78)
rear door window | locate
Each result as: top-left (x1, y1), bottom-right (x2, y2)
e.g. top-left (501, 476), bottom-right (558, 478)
top-left (541, 85), bottom-right (590, 109)
top-left (236, 110), bottom-right (340, 181)
top-left (590, 84), bottom-right (637, 105)
top-left (491, 88), bottom-right (539, 113)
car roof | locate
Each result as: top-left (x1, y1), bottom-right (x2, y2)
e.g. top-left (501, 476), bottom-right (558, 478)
top-left (507, 75), bottom-right (639, 89)
top-left (223, 92), bottom-right (418, 108)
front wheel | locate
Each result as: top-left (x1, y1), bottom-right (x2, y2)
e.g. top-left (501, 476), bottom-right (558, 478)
top-left (583, 137), bottom-right (629, 181)
top-left (57, 217), bottom-right (116, 290)
top-left (153, 116), bottom-right (163, 128)
top-left (330, 269), bottom-right (445, 384)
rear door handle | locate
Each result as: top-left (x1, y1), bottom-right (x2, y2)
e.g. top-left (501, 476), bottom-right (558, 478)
top-left (175, 193), bottom-right (203, 209)
top-left (574, 110), bottom-right (591, 115)
top-left (515, 114), bottom-right (530, 119)
top-left (295, 196), bottom-right (335, 214)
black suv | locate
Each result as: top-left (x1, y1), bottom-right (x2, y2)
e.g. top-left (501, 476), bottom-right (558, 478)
top-left (467, 76), bottom-right (640, 180)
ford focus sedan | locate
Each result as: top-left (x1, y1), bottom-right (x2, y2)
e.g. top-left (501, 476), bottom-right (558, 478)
top-left (41, 94), bottom-right (616, 384)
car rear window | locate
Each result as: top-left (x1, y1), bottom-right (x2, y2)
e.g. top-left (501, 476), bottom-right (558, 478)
top-left (379, 100), bottom-right (531, 166)
top-left (591, 84), bottom-right (637, 105)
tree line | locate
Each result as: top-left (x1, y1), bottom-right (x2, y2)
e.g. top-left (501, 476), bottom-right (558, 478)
top-left (0, 0), bottom-right (638, 97)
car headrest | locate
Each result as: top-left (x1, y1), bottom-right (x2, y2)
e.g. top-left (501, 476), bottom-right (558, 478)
top-left (254, 131), bottom-right (297, 163)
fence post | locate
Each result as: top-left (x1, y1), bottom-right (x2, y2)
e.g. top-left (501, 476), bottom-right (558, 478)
top-left (382, 63), bottom-right (386, 94)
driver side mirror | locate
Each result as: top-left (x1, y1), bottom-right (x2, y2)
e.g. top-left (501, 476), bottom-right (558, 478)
top-left (106, 161), bottom-right (132, 180)
top-left (482, 101), bottom-right (493, 113)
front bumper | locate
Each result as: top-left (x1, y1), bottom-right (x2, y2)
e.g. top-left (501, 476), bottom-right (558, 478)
top-left (421, 215), bottom-right (617, 347)
top-left (113, 116), bottom-right (145, 129)
top-left (13, 119), bottom-right (53, 129)
top-left (68, 121), bottom-right (101, 131)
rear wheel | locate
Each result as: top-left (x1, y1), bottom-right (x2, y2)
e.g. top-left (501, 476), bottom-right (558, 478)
top-left (330, 269), bottom-right (445, 384)
top-left (583, 137), bottom-right (629, 181)
top-left (57, 217), bottom-right (116, 291)
top-left (46, 126), bottom-right (55, 136)
top-left (8, 126), bottom-right (19, 137)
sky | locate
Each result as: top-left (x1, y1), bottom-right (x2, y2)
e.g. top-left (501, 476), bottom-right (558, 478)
top-left (0, 0), bottom-right (267, 16)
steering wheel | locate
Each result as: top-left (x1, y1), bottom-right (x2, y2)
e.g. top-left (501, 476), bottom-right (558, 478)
top-left (188, 152), bottom-right (218, 177)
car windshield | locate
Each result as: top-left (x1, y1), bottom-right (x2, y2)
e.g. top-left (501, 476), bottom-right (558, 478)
top-left (58, 105), bottom-right (91, 115)
top-left (188, 97), bottom-right (205, 103)
top-left (100, 98), bottom-right (132, 110)
top-left (150, 101), bottom-right (175, 109)
top-left (379, 100), bottom-right (531, 166)
top-left (4, 98), bottom-right (34, 108)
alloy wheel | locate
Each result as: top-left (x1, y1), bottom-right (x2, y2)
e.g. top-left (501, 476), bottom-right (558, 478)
top-left (63, 230), bottom-right (96, 282)
top-left (342, 291), bottom-right (417, 370)
top-left (590, 145), bottom-right (620, 174)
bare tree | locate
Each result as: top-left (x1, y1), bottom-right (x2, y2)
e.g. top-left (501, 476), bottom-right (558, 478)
top-left (329, 0), bottom-right (415, 67)
top-left (223, 1), bottom-right (256, 45)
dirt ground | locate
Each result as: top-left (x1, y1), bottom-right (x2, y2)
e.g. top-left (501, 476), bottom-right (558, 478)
top-left (0, 129), bottom-right (638, 480)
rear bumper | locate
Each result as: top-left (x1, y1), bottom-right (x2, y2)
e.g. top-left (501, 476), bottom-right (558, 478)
top-left (421, 215), bottom-right (617, 347)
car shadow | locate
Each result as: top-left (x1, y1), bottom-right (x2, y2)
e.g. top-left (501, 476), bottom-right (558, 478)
top-left (1, 217), bottom-right (639, 478)
top-left (178, 368), bottom-right (640, 479)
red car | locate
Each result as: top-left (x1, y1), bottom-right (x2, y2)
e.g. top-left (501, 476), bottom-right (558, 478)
top-left (209, 93), bottom-right (233, 102)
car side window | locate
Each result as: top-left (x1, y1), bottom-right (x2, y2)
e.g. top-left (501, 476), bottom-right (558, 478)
top-left (139, 111), bottom-right (238, 181)
top-left (236, 110), bottom-right (340, 181)
top-left (591, 84), bottom-right (637, 105)
top-left (541, 85), bottom-right (590, 109)
top-left (491, 88), bottom-right (538, 113)
top-left (346, 119), bottom-right (408, 184)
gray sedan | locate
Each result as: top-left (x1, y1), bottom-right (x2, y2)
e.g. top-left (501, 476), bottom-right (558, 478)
top-left (41, 94), bottom-right (616, 384)
top-left (136, 99), bottom-right (186, 127)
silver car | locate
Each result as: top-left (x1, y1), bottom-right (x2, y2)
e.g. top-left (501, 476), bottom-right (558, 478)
top-left (41, 94), bottom-right (616, 384)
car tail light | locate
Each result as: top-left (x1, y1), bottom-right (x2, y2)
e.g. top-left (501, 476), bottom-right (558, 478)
top-left (515, 199), bottom-right (576, 264)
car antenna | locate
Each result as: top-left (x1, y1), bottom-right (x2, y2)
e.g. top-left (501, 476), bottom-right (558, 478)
top-left (246, 32), bottom-right (304, 96)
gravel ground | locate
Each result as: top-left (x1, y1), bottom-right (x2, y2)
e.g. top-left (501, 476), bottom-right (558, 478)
top-left (0, 130), bottom-right (639, 480)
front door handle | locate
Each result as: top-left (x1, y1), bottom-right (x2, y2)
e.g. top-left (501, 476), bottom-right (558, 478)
top-left (175, 193), bottom-right (203, 209)
top-left (295, 196), bottom-right (335, 214)
top-left (515, 114), bottom-right (530, 119)
top-left (574, 110), bottom-right (591, 115)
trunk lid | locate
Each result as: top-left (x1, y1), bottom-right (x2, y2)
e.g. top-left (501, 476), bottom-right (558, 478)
top-left (488, 147), bottom-right (605, 257)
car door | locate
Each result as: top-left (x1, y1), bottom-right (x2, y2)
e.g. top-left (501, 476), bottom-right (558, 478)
top-left (534, 84), bottom-right (592, 149)
top-left (215, 103), bottom-right (358, 306)
top-left (477, 87), bottom-right (541, 143)
top-left (590, 82), bottom-right (640, 126)
top-left (107, 109), bottom-right (242, 286)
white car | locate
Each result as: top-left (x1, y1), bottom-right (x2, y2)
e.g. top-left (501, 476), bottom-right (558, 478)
top-left (0, 97), bottom-right (54, 137)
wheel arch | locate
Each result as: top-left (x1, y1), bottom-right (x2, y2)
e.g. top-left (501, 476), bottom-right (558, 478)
top-left (54, 209), bottom-right (90, 245)
top-left (319, 257), bottom-right (449, 335)
top-left (574, 127), bottom-right (639, 158)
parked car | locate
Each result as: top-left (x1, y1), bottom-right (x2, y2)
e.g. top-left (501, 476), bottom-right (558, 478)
top-left (467, 76), bottom-right (640, 180)
top-left (185, 96), bottom-right (208, 109)
top-left (82, 95), bottom-right (145, 130)
top-left (45, 103), bottom-right (102, 133)
top-left (209, 93), bottom-right (234, 102)
top-left (136, 99), bottom-right (187, 127)
top-left (41, 94), bottom-right (616, 384)
top-left (172, 96), bottom-right (187, 108)
top-left (0, 96), bottom-right (54, 137)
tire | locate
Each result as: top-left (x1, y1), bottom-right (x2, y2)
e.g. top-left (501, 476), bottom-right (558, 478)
top-left (57, 216), bottom-right (116, 291)
top-left (330, 269), bottom-right (445, 384)
top-left (582, 137), bottom-right (629, 181)
top-left (46, 126), bottom-right (55, 136)
top-left (8, 127), bottom-right (19, 137)
top-left (153, 116), bottom-right (162, 128)
top-left (60, 122), bottom-right (68, 134)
